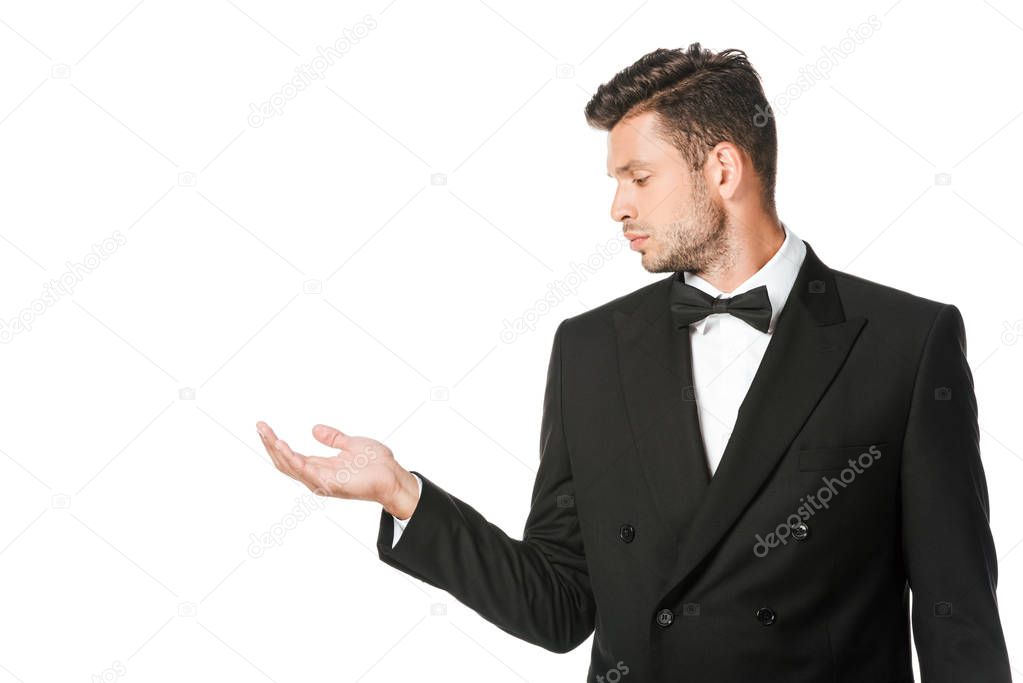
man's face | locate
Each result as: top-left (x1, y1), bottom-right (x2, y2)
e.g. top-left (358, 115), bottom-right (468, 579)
top-left (606, 111), bottom-right (730, 274)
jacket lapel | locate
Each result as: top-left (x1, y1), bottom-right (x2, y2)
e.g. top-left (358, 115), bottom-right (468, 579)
top-left (614, 274), bottom-right (711, 547)
top-left (615, 240), bottom-right (868, 601)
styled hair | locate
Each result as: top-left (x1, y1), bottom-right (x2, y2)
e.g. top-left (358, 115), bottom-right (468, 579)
top-left (584, 42), bottom-right (777, 210)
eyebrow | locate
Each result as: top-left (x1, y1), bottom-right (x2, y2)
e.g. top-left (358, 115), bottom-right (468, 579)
top-left (606, 160), bottom-right (654, 178)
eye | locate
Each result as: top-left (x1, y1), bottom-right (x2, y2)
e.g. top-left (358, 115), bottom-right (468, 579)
top-left (634, 176), bottom-right (650, 186)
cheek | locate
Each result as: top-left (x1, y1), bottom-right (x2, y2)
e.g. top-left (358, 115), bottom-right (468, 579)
top-left (648, 199), bottom-right (685, 230)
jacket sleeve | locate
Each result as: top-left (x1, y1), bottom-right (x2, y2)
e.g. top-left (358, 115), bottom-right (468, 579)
top-left (375, 320), bottom-right (596, 653)
top-left (900, 304), bottom-right (1011, 682)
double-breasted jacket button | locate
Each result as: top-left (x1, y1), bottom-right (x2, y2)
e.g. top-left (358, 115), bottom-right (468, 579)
top-left (754, 607), bottom-right (776, 626)
top-left (655, 608), bottom-right (674, 628)
top-left (618, 523), bottom-right (635, 543)
top-left (792, 521), bottom-right (809, 541)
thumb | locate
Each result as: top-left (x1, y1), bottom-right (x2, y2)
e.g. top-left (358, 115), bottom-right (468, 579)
top-left (313, 423), bottom-right (349, 449)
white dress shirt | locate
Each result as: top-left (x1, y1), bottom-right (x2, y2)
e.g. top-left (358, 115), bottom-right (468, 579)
top-left (683, 222), bottom-right (806, 476)
top-left (390, 223), bottom-right (805, 545)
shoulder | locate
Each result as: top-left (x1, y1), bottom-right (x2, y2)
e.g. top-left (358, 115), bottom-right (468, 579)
top-left (556, 274), bottom-right (673, 341)
top-left (829, 268), bottom-right (966, 362)
top-left (831, 268), bottom-right (953, 328)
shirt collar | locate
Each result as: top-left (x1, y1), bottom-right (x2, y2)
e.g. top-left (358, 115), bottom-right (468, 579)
top-left (681, 222), bottom-right (807, 335)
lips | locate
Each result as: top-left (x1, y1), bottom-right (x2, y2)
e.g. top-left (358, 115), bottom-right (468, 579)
top-left (624, 231), bottom-right (648, 242)
top-left (628, 235), bottom-right (648, 251)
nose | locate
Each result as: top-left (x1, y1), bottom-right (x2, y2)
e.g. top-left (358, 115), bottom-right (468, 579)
top-left (610, 187), bottom-right (635, 224)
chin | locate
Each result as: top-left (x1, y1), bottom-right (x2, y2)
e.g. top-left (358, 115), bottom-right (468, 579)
top-left (640, 256), bottom-right (661, 273)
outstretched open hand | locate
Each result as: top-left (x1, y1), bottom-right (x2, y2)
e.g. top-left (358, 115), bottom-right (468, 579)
top-left (256, 421), bottom-right (403, 504)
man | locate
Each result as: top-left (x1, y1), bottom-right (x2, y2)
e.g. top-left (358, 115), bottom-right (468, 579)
top-left (257, 43), bottom-right (1011, 682)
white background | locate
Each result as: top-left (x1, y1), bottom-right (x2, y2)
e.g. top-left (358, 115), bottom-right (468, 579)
top-left (1, 0), bottom-right (1021, 681)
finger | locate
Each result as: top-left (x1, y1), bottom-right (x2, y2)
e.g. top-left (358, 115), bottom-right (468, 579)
top-left (256, 421), bottom-right (280, 446)
top-left (275, 438), bottom-right (308, 475)
top-left (257, 424), bottom-right (299, 479)
top-left (312, 423), bottom-right (350, 450)
top-left (256, 423), bottom-right (280, 463)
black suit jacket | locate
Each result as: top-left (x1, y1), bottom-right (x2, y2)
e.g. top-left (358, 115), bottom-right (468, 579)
top-left (376, 240), bottom-right (1011, 682)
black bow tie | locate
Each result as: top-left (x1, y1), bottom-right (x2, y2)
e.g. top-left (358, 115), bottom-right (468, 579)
top-left (669, 277), bottom-right (773, 333)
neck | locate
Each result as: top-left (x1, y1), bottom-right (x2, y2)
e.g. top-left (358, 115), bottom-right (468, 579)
top-left (698, 213), bottom-right (785, 294)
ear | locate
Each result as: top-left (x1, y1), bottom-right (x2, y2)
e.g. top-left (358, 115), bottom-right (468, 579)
top-left (706, 141), bottom-right (744, 201)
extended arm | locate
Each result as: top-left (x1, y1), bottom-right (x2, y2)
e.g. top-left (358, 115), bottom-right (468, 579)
top-left (375, 321), bottom-right (596, 653)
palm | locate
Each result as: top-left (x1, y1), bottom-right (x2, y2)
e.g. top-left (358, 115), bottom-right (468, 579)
top-left (256, 421), bottom-right (398, 503)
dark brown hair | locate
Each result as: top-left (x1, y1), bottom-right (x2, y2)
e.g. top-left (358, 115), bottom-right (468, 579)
top-left (584, 42), bottom-right (777, 210)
